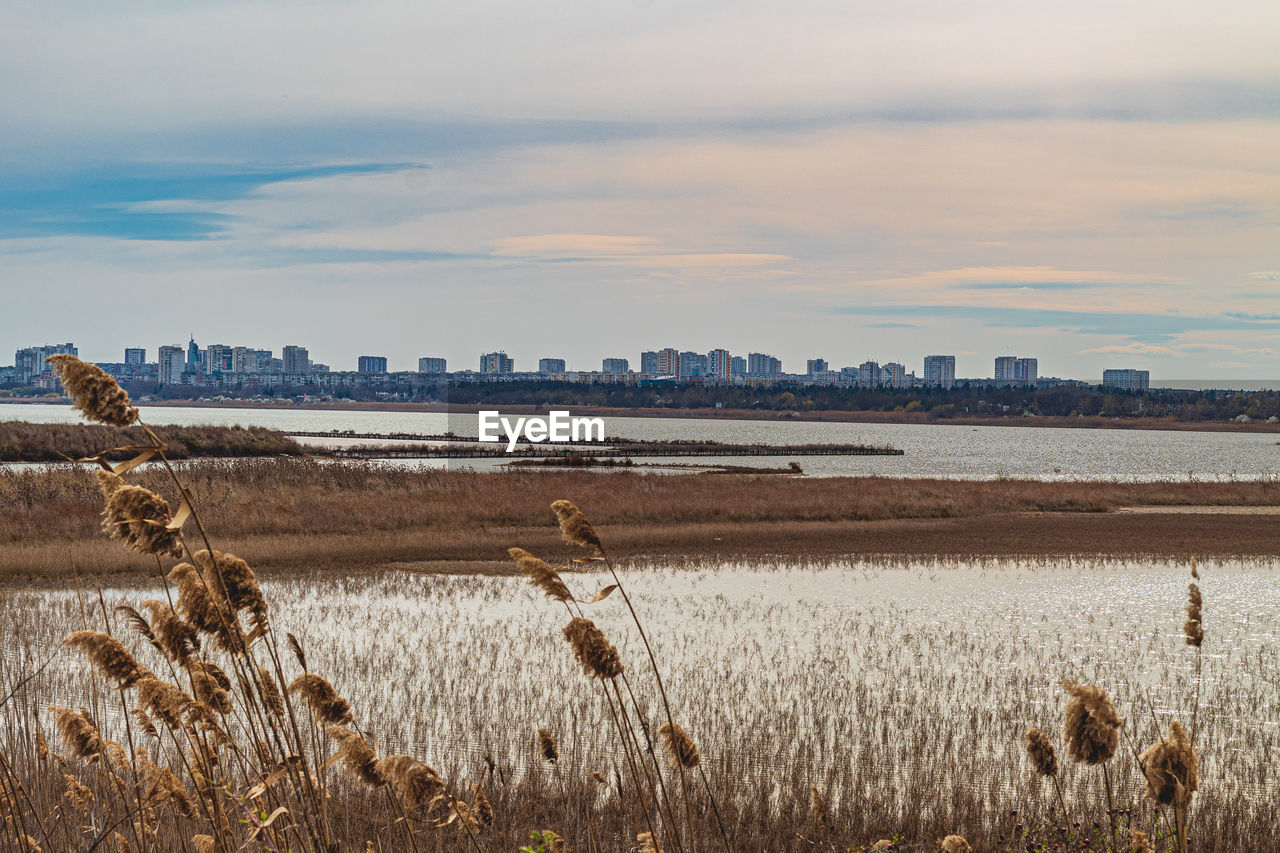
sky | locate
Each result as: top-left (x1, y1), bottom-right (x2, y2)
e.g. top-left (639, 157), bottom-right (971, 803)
top-left (1, 0), bottom-right (1278, 380)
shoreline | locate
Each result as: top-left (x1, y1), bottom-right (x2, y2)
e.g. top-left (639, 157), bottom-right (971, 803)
top-left (6, 397), bottom-right (1280, 434)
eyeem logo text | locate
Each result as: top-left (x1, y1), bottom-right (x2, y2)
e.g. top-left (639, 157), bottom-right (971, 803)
top-left (478, 410), bottom-right (605, 452)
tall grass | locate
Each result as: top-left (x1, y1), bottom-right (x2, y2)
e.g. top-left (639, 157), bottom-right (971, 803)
top-left (0, 356), bottom-right (1263, 850)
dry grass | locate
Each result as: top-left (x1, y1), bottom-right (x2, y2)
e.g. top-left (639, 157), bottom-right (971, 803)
top-left (4, 459), bottom-right (1280, 581)
top-left (0, 359), bottom-right (1271, 851)
top-left (0, 420), bottom-right (303, 462)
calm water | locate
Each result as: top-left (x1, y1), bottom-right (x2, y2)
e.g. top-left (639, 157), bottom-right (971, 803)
top-left (4, 401), bottom-right (1280, 480)
top-left (4, 558), bottom-right (1276, 813)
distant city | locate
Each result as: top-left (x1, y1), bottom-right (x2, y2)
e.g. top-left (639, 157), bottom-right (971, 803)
top-left (0, 337), bottom-right (1159, 398)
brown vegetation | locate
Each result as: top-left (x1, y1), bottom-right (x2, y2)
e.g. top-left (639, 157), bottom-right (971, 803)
top-left (4, 458), bottom-right (1280, 581)
top-left (0, 357), bottom-right (1260, 851)
top-left (0, 420), bottom-right (304, 462)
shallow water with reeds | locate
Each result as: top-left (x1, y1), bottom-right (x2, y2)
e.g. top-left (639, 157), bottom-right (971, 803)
top-left (4, 557), bottom-right (1276, 844)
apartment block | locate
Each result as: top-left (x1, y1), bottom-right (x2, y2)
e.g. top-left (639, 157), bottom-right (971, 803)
top-left (480, 351), bottom-right (514, 374)
top-left (923, 355), bottom-right (956, 389)
top-left (602, 358), bottom-right (629, 374)
top-left (418, 357), bottom-right (447, 374)
top-left (358, 356), bottom-right (388, 373)
top-left (539, 358), bottom-right (566, 373)
top-left (1102, 369), bottom-right (1150, 391)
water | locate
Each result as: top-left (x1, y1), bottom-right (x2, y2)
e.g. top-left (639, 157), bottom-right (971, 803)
top-left (5, 401), bottom-right (1280, 480)
top-left (4, 558), bottom-right (1275, 820)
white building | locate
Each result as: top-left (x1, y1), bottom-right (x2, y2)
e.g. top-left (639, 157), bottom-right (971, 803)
top-left (923, 355), bottom-right (956, 389)
top-left (1102, 369), bottom-right (1150, 391)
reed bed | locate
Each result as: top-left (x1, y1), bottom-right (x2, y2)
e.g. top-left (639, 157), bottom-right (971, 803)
top-left (6, 458), bottom-right (1280, 580)
top-left (0, 420), bottom-right (304, 463)
top-left (0, 356), bottom-right (1269, 851)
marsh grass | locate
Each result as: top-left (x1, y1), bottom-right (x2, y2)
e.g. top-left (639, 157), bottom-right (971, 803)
top-left (0, 356), bottom-right (1275, 851)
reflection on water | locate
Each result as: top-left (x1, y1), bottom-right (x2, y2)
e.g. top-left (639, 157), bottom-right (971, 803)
top-left (5, 402), bottom-right (1280, 480)
top-left (4, 557), bottom-right (1277, 823)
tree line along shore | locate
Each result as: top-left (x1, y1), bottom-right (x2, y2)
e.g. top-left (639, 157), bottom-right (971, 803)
top-left (4, 456), bottom-right (1280, 583)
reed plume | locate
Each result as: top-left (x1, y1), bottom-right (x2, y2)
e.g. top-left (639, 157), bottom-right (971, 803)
top-left (809, 785), bottom-right (833, 832)
top-left (1185, 583), bottom-right (1204, 647)
top-left (257, 666), bottom-right (285, 717)
top-left (562, 617), bottom-right (623, 679)
top-left (143, 762), bottom-right (196, 817)
top-left (1024, 727), bottom-right (1058, 776)
top-left (658, 722), bottom-right (700, 769)
top-left (550, 500), bottom-right (603, 553)
top-left (48, 705), bottom-right (105, 761)
top-left (168, 562), bottom-right (224, 636)
top-left (940, 836), bottom-right (971, 853)
top-left (288, 673), bottom-right (354, 724)
top-left (637, 831), bottom-right (664, 853)
top-left (374, 755), bottom-right (445, 810)
top-left (191, 660), bottom-right (234, 714)
top-left (140, 599), bottom-right (200, 664)
top-left (471, 783), bottom-right (494, 826)
top-left (94, 470), bottom-right (184, 558)
top-left (45, 353), bottom-right (138, 427)
top-left (64, 630), bottom-right (152, 688)
top-left (1129, 829), bottom-right (1155, 853)
top-left (134, 675), bottom-right (194, 728)
top-left (62, 772), bottom-right (94, 809)
top-left (1140, 720), bottom-right (1198, 807)
top-left (194, 549), bottom-right (269, 636)
top-left (508, 547), bottom-right (573, 602)
top-left (328, 726), bottom-right (384, 787)
top-left (537, 728), bottom-right (558, 764)
top-left (192, 835), bottom-right (215, 853)
top-left (1060, 679), bottom-right (1121, 765)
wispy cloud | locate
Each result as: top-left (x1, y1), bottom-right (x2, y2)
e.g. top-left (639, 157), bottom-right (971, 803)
top-left (1077, 342), bottom-right (1178, 356)
top-left (0, 163), bottom-right (416, 241)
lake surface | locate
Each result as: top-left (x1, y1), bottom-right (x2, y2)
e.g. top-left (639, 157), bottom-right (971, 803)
top-left (5, 401), bottom-right (1280, 480)
top-left (4, 557), bottom-right (1274, 832)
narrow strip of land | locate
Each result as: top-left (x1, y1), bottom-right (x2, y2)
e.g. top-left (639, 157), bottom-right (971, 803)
top-left (4, 459), bottom-right (1280, 585)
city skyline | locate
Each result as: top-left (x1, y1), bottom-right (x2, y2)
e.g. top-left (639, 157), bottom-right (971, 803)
top-left (0, 3), bottom-right (1276, 377)
top-left (1, 335), bottom-right (1165, 386)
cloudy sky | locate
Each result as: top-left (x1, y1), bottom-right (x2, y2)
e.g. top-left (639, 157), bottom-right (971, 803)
top-left (2, 0), bottom-right (1278, 379)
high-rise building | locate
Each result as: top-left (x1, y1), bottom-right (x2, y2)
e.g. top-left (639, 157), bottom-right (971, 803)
top-left (640, 351), bottom-right (658, 375)
top-left (480, 352), bottom-right (514, 374)
top-left (418, 357), bottom-right (447, 373)
top-left (882, 362), bottom-right (907, 388)
top-left (232, 346), bottom-right (260, 374)
top-left (14, 343), bottom-right (77, 383)
top-left (923, 355), bottom-right (956, 389)
top-left (206, 344), bottom-right (233, 374)
top-left (707, 349), bottom-right (730, 380)
top-left (282, 345), bottom-right (310, 375)
top-left (678, 351), bottom-right (707, 379)
top-left (185, 337), bottom-right (202, 376)
top-left (358, 356), bottom-right (388, 373)
top-left (655, 348), bottom-right (680, 376)
top-left (158, 345), bottom-right (184, 384)
top-left (747, 352), bottom-right (781, 379)
top-left (1102, 369), bottom-right (1150, 391)
top-left (806, 358), bottom-right (828, 375)
top-left (1014, 357), bottom-right (1038, 386)
top-left (602, 358), bottom-right (629, 374)
top-left (857, 360), bottom-right (880, 388)
top-left (730, 356), bottom-right (746, 378)
top-left (539, 358), bottom-right (566, 373)
top-left (995, 355), bottom-right (1037, 385)
top-left (124, 348), bottom-right (146, 365)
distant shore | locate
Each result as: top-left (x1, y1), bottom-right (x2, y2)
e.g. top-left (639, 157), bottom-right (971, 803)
top-left (5, 397), bottom-right (1280, 434)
